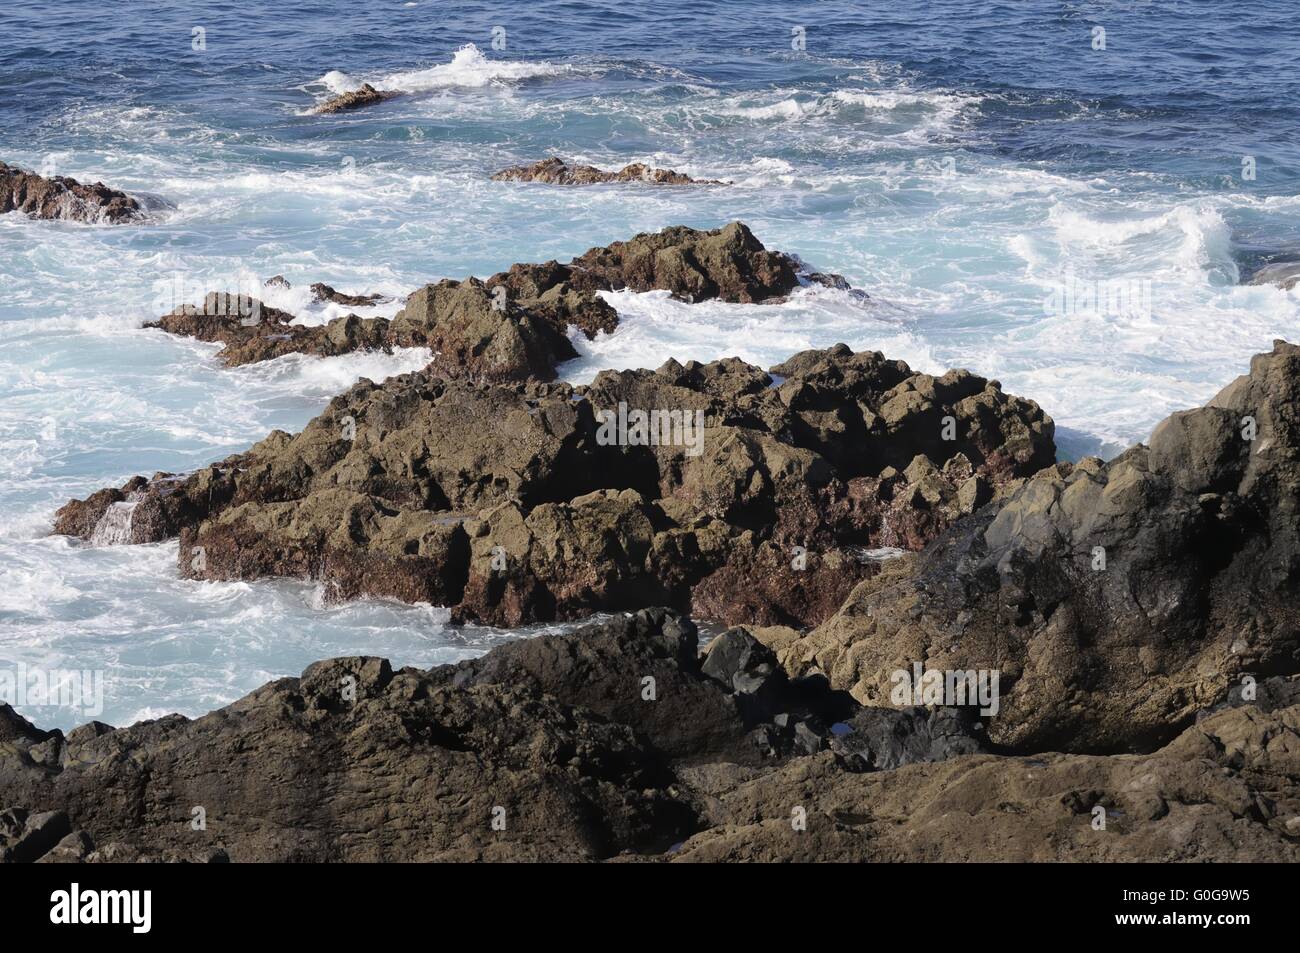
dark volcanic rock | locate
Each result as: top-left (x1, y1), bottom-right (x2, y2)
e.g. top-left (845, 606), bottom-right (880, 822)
top-left (144, 223), bottom-right (833, 376)
top-left (311, 282), bottom-right (389, 307)
top-left (1196, 674), bottom-right (1300, 719)
top-left (0, 610), bottom-right (850, 862)
top-left (311, 83), bottom-right (399, 114)
top-left (52, 464), bottom-right (245, 547)
top-left (388, 277), bottom-right (579, 381)
top-left (145, 291), bottom-right (392, 367)
top-left (438, 609), bottom-right (757, 762)
top-left (0, 645), bottom-right (697, 861)
top-left (1, 161), bottom-right (143, 224)
top-left (492, 157), bottom-right (726, 186)
top-left (0, 807), bottom-right (70, 863)
top-left (55, 344), bottom-right (1054, 629)
top-left (670, 696), bottom-right (1300, 862)
top-left (700, 627), bottom-right (788, 723)
top-left (827, 705), bottom-right (986, 771)
top-left (560, 221), bottom-right (798, 303)
top-left (779, 340), bottom-right (1300, 755)
top-left (6, 610), bottom-right (1298, 863)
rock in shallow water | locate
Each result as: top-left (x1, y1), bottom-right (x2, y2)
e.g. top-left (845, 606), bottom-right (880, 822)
top-left (310, 82), bottom-right (399, 114)
top-left (1, 161), bottom-right (143, 224)
top-left (55, 342), bottom-right (1053, 629)
top-left (140, 222), bottom-right (834, 375)
top-left (492, 156), bottom-right (726, 185)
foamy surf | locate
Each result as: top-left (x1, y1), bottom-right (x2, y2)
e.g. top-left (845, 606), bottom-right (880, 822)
top-left (560, 287), bottom-right (938, 384)
top-left (304, 43), bottom-right (577, 110)
top-left (0, 535), bottom-right (560, 729)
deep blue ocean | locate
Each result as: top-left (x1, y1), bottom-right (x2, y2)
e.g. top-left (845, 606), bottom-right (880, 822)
top-left (2, 0), bottom-right (1298, 727)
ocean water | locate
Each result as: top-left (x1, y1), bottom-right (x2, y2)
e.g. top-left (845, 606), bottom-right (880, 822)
top-left (2, 0), bottom-right (1298, 728)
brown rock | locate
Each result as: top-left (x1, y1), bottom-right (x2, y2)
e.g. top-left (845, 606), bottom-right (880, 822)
top-left (1, 161), bottom-right (143, 224)
top-left (778, 340), bottom-right (1300, 754)
top-left (144, 223), bottom-right (821, 376)
top-left (311, 83), bottom-right (399, 115)
top-left (492, 156), bottom-right (726, 186)
top-left (56, 345), bottom-right (1054, 631)
top-left (310, 282), bottom-right (389, 307)
top-left (5, 614), bottom-right (1297, 863)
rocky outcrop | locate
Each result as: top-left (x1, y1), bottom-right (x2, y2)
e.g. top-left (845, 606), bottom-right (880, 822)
top-left (669, 692), bottom-right (1300, 861)
top-left (143, 223), bottom-right (840, 376)
top-left (1246, 261), bottom-right (1300, 291)
top-left (145, 292), bottom-right (391, 367)
top-left (1, 161), bottom-right (143, 224)
top-left (775, 340), bottom-right (1300, 755)
top-left (55, 345), bottom-right (1053, 629)
top-left (4, 611), bottom-right (1296, 863)
top-left (311, 83), bottom-right (399, 115)
top-left (0, 611), bottom-right (839, 862)
top-left (310, 282), bottom-right (389, 307)
top-left (492, 157), bottom-right (726, 186)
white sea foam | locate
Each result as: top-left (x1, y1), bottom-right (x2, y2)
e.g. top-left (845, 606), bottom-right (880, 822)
top-left (0, 537), bottom-right (556, 730)
top-left (310, 44), bottom-right (574, 102)
top-left (380, 44), bottom-right (571, 91)
top-left (712, 86), bottom-right (981, 144)
top-left (560, 287), bottom-right (938, 383)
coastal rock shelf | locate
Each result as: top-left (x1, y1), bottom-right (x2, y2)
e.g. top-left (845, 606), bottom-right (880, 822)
top-left (23, 209), bottom-right (1300, 862)
top-left (3, 610), bottom-right (1297, 862)
top-left (774, 340), bottom-right (1300, 754)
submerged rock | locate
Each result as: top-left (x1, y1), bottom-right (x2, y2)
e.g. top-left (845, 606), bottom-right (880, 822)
top-left (1, 161), bottom-right (143, 224)
top-left (777, 340), bottom-right (1300, 755)
top-left (492, 157), bottom-right (726, 186)
top-left (55, 344), bottom-right (1053, 629)
top-left (1246, 260), bottom-right (1300, 291)
top-left (310, 82), bottom-right (399, 115)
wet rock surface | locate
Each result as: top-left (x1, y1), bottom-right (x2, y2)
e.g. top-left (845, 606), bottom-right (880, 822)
top-left (4, 609), bottom-right (1297, 862)
top-left (1246, 260), bottom-right (1300, 291)
top-left (778, 340), bottom-right (1300, 755)
top-left (492, 156), bottom-right (726, 186)
top-left (1, 160), bottom-right (143, 224)
top-left (55, 343), bottom-right (1052, 629)
top-left (145, 291), bottom-right (390, 367)
top-left (310, 282), bottom-right (390, 307)
top-left (310, 83), bottom-right (399, 114)
top-left (141, 223), bottom-right (837, 375)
